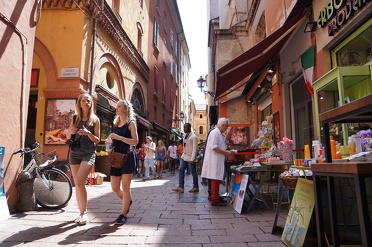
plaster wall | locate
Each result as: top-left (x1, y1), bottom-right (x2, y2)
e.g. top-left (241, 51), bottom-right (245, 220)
top-left (36, 10), bottom-right (84, 82)
top-left (0, 0), bottom-right (36, 212)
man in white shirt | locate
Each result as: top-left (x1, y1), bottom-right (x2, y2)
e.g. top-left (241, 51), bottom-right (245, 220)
top-left (201, 118), bottom-right (235, 206)
top-left (167, 141), bottom-right (178, 175)
top-left (143, 136), bottom-right (156, 180)
top-left (172, 123), bottom-right (199, 193)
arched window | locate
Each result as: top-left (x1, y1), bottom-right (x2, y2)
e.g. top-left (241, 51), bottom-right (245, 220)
top-left (199, 126), bottom-right (203, 135)
top-left (131, 89), bottom-right (144, 116)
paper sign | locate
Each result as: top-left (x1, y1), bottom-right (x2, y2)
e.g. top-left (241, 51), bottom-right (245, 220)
top-left (281, 178), bottom-right (314, 247)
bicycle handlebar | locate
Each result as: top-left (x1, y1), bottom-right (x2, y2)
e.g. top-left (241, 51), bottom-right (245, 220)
top-left (12, 142), bottom-right (40, 155)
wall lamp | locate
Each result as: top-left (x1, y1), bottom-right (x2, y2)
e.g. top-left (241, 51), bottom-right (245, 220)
top-left (203, 90), bottom-right (215, 97)
top-left (197, 76), bottom-right (206, 92)
top-left (304, 22), bottom-right (318, 33)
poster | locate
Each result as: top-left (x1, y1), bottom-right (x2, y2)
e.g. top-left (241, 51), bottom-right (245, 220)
top-left (230, 173), bottom-right (249, 214)
top-left (224, 126), bottom-right (249, 146)
top-left (0, 146), bottom-right (10, 221)
top-left (281, 178), bottom-right (314, 247)
top-left (44, 99), bottom-right (76, 144)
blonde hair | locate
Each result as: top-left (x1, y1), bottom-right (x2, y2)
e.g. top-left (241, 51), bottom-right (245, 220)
top-left (74, 93), bottom-right (98, 127)
top-left (113, 98), bottom-right (136, 126)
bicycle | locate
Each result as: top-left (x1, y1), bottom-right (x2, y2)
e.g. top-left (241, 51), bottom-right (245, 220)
top-left (13, 142), bottom-right (72, 209)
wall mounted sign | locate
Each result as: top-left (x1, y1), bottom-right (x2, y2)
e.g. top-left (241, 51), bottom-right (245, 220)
top-left (61, 67), bottom-right (79, 78)
top-left (317, 0), bottom-right (369, 36)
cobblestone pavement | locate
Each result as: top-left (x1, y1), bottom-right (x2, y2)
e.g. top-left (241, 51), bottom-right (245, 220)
top-left (0, 171), bottom-right (290, 246)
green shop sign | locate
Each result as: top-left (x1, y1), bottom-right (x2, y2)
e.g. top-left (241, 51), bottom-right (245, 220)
top-left (317, 0), bottom-right (369, 36)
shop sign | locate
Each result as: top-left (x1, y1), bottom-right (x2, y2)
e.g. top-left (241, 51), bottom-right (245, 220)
top-left (61, 67), bottom-right (79, 77)
top-left (317, 0), bottom-right (369, 36)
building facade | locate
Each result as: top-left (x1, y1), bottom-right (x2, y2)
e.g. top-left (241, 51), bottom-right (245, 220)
top-left (1, 0), bottom-right (190, 212)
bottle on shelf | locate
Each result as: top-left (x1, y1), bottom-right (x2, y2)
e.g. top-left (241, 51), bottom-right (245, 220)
top-left (304, 144), bottom-right (310, 159)
top-left (348, 136), bottom-right (356, 155)
top-left (312, 140), bottom-right (321, 160)
top-left (330, 136), bottom-right (337, 159)
top-left (353, 134), bottom-right (362, 153)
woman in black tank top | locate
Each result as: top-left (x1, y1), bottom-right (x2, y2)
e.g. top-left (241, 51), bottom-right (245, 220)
top-left (107, 99), bottom-right (138, 225)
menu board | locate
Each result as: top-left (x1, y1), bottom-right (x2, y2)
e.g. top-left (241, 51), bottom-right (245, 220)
top-left (281, 178), bottom-right (314, 247)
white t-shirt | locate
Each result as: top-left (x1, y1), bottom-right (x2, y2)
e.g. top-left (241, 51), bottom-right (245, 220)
top-left (145, 141), bottom-right (156, 159)
top-left (168, 145), bottom-right (178, 159)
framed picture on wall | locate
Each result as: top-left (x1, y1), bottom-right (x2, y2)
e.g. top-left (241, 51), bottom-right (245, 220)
top-left (44, 99), bottom-right (76, 145)
top-left (223, 125), bottom-right (249, 150)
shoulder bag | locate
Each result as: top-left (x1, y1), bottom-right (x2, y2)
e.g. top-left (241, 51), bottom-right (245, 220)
top-left (107, 148), bottom-right (130, 169)
top-left (107, 122), bottom-right (131, 169)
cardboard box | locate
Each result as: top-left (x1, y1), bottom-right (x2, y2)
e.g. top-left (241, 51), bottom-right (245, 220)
top-left (89, 172), bottom-right (107, 185)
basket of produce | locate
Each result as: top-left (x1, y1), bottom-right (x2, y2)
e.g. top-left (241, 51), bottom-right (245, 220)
top-left (279, 168), bottom-right (313, 190)
top-left (279, 174), bottom-right (299, 190)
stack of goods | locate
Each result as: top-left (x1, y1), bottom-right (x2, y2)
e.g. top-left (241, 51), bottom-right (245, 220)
top-left (278, 137), bottom-right (294, 162)
top-left (357, 129), bottom-right (372, 152)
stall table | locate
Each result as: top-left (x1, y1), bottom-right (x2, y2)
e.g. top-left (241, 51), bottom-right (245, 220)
top-left (230, 165), bottom-right (270, 212)
top-left (224, 150), bottom-right (260, 194)
top-left (312, 162), bottom-right (372, 247)
top-left (261, 162), bottom-right (292, 193)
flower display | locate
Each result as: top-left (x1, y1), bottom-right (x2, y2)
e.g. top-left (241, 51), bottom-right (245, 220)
top-left (281, 136), bottom-right (293, 145)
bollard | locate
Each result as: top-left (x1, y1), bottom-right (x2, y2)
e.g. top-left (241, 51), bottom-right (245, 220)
top-left (15, 171), bottom-right (38, 212)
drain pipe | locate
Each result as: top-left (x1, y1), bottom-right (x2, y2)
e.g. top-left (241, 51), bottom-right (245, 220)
top-left (89, 0), bottom-right (105, 95)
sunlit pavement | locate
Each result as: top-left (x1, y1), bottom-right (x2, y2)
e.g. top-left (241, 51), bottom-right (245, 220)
top-left (0, 171), bottom-right (291, 246)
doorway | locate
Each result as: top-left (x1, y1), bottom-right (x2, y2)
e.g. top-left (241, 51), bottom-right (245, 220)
top-left (291, 77), bottom-right (313, 158)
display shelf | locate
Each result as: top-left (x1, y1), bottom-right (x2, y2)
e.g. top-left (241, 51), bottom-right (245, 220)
top-left (319, 94), bottom-right (372, 162)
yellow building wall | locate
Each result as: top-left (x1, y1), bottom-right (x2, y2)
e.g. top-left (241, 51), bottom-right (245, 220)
top-left (36, 9), bottom-right (85, 85)
top-left (194, 111), bottom-right (208, 143)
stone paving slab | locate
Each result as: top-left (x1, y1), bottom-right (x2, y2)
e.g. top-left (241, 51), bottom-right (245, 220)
top-left (0, 171), bottom-right (290, 246)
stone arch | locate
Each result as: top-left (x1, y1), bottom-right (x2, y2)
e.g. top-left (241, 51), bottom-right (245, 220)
top-left (92, 53), bottom-right (125, 98)
top-left (33, 37), bottom-right (58, 86)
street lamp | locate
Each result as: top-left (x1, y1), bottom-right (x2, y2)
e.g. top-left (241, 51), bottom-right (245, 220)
top-left (197, 76), bottom-right (206, 92)
top-left (197, 76), bottom-right (215, 97)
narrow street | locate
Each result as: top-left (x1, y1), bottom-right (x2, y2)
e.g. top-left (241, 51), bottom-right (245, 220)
top-left (0, 172), bottom-right (290, 246)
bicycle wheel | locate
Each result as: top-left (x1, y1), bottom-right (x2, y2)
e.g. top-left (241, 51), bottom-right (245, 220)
top-left (34, 168), bottom-right (72, 209)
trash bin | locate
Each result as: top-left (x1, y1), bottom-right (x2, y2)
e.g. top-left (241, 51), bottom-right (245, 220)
top-left (15, 171), bottom-right (38, 212)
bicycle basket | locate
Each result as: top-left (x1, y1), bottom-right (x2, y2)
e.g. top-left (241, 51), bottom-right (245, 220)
top-left (35, 150), bottom-right (57, 166)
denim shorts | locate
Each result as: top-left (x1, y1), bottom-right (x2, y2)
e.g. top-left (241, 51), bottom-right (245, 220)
top-left (69, 152), bottom-right (96, 165)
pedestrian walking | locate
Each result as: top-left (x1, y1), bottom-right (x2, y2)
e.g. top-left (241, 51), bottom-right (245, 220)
top-left (136, 142), bottom-right (146, 177)
top-left (155, 140), bottom-right (167, 178)
top-left (167, 141), bottom-right (178, 175)
top-left (67, 93), bottom-right (100, 225)
top-left (143, 136), bottom-right (156, 180)
top-left (201, 118), bottom-right (236, 206)
top-left (108, 99), bottom-right (138, 225)
top-left (172, 123), bottom-right (199, 193)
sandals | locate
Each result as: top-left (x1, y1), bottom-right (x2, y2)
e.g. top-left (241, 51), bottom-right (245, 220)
top-left (74, 212), bottom-right (87, 225)
top-left (114, 214), bottom-right (127, 225)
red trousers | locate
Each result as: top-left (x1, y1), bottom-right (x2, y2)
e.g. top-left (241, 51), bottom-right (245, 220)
top-left (211, 179), bottom-right (221, 203)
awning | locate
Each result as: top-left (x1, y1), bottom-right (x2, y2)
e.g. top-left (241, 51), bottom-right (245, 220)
top-left (137, 116), bottom-right (153, 130)
top-left (215, 13), bottom-right (305, 99)
top-left (171, 128), bottom-right (183, 140)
